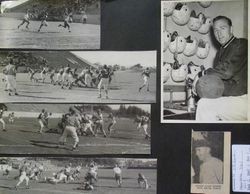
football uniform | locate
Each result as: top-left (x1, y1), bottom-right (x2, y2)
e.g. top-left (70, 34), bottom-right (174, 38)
top-left (113, 166), bottom-right (122, 186)
top-left (37, 111), bottom-right (48, 133)
top-left (18, 12), bottom-right (30, 29)
top-left (138, 173), bottom-right (149, 189)
top-left (59, 113), bottom-right (81, 149)
top-left (16, 164), bottom-right (30, 188)
top-left (38, 13), bottom-right (48, 32)
top-left (98, 67), bottom-right (111, 98)
top-left (3, 63), bottom-right (17, 95)
top-left (107, 113), bottom-right (116, 134)
top-left (93, 112), bottom-right (106, 137)
top-left (141, 116), bottom-right (150, 139)
top-left (139, 69), bottom-right (151, 92)
top-left (8, 113), bottom-right (15, 123)
top-left (0, 109), bottom-right (6, 131)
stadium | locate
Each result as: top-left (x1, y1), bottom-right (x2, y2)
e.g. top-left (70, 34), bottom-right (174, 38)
top-left (0, 157), bottom-right (157, 194)
top-left (0, 0), bottom-right (100, 49)
top-left (0, 103), bottom-right (151, 154)
top-left (0, 50), bottom-right (156, 103)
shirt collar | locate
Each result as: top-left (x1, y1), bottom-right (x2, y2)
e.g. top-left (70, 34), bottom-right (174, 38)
top-left (222, 36), bottom-right (235, 49)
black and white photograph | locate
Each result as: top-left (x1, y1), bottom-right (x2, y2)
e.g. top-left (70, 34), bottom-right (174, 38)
top-left (0, 103), bottom-right (151, 154)
top-left (0, 0), bottom-right (100, 49)
top-left (0, 51), bottom-right (156, 103)
top-left (161, 0), bottom-right (248, 122)
top-left (191, 130), bottom-right (230, 194)
top-left (0, 157), bottom-right (157, 194)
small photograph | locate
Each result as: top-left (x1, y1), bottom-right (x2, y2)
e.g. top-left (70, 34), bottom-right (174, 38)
top-left (0, 103), bottom-right (151, 154)
top-left (191, 130), bottom-right (230, 194)
top-left (161, 0), bottom-right (248, 122)
top-left (0, 157), bottom-right (157, 194)
top-left (0, 0), bottom-right (100, 49)
top-left (0, 51), bottom-right (156, 103)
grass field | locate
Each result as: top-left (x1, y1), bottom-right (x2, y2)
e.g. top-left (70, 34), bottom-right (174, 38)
top-left (0, 168), bottom-right (156, 194)
top-left (0, 116), bottom-right (150, 154)
top-left (0, 71), bottom-right (156, 103)
top-left (0, 17), bottom-right (100, 49)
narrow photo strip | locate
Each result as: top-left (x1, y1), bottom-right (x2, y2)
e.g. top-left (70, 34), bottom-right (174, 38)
top-left (161, 0), bottom-right (248, 123)
top-left (0, 50), bottom-right (156, 103)
top-left (0, 157), bottom-right (157, 194)
top-left (0, 103), bottom-right (151, 154)
top-left (191, 130), bottom-right (231, 194)
top-left (0, 0), bottom-right (100, 49)
top-left (232, 144), bottom-right (250, 193)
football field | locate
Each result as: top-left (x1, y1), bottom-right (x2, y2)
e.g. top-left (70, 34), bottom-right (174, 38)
top-left (0, 17), bottom-right (100, 49)
top-left (0, 71), bottom-right (156, 103)
top-left (0, 117), bottom-right (150, 154)
top-left (0, 168), bottom-right (156, 194)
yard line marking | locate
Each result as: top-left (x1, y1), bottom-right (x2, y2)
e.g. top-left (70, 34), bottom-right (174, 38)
top-left (0, 143), bottom-right (149, 147)
top-left (24, 188), bottom-right (82, 194)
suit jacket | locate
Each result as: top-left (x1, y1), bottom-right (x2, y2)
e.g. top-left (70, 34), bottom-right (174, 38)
top-left (206, 37), bottom-right (248, 96)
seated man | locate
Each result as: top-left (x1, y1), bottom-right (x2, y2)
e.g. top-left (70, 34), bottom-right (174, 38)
top-left (195, 15), bottom-right (248, 121)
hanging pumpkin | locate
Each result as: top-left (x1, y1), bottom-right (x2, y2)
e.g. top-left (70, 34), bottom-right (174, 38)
top-left (172, 3), bottom-right (191, 26)
top-left (163, 2), bottom-right (177, 17)
top-left (198, 13), bottom-right (212, 34)
top-left (183, 36), bottom-right (198, 57)
top-left (169, 31), bottom-right (187, 54)
top-left (188, 11), bottom-right (203, 31)
top-left (170, 56), bottom-right (188, 82)
top-left (196, 39), bottom-right (210, 59)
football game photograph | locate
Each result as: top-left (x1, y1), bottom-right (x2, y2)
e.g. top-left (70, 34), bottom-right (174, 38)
top-left (0, 103), bottom-right (151, 154)
top-left (0, 157), bottom-right (157, 194)
top-left (0, 0), bottom-right (100, 49)
top-left (0, 50), bottom-right (156, 103)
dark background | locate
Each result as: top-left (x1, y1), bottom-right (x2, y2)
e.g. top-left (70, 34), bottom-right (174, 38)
top-left (101, 0), bottom-right (250, 194)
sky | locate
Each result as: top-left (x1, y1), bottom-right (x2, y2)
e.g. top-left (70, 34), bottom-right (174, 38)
top-left (71, 51), bottom-right (157, 68)
top-left (109, 104), bottom-right (151, 113)
top-left (1, 0), bottom-right (29, 13)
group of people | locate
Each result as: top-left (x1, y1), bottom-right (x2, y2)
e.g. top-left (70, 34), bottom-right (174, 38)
top-left (35, 106), bottom-right (151, 151)
top-left (2, 60), bottom-right (152, 100)
top-left (4, 160), bottom-right (150, 191)
top-left (17, 8), bottom-right (88, 32)
top-left (3, 161), bottom-right (45, 189)
top-left (5, 62), bottom-right (115, 99)
top-left (112, 164), bottom-right (150, 189)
